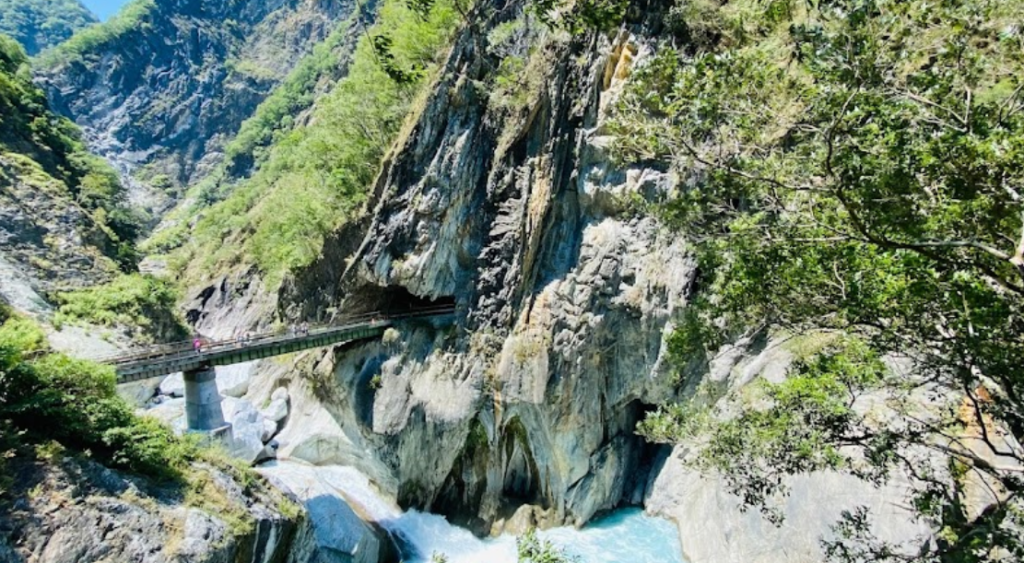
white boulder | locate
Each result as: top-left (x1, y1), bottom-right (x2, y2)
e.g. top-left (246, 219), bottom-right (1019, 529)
top-left (144, 398), bottom-right (186, 431)
top-left (158, 372), bottom-right (184, 397)
top-left (260, 388), bottom-right (290, 423)
top-left (215, 362), bottom-right (254, 398)
top-left (223, 397), bottom-right (271, 464)
top-left (261, 418), bottom-right (279, 443)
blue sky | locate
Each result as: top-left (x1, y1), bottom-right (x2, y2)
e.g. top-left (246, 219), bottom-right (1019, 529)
top-left (81, 0), bottom-right (130, 21)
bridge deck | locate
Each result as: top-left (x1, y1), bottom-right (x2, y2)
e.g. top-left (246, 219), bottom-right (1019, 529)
top-left (106, 309), bottom-right (454, 383)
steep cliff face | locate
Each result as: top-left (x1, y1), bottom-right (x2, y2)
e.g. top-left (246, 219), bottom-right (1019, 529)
top-left (0, 36), bottom-right (129, 317)
top-left (0, 153), bottom-right (119, 312)
top-left (224, 0), bottom-right (696, 535)
top-left (35, 0), bottom-right (355, 219)
top-left (46, 0), bottom-right (932, 560)
top-left (207, 2), bottom-right (925, 560)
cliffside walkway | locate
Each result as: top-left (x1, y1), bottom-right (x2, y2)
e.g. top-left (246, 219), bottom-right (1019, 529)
top-left (99, 306), bottom-right (455, 433)
top-left (103, 307), bottom-right (456, 384)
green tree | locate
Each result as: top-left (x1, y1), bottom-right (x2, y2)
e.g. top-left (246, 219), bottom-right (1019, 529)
top-left (0, 0), bottom-right (97, 55)
top-left (0, 314), bottom-right (198, 484)
top-left (615, 0), bottom-right (1024, 559)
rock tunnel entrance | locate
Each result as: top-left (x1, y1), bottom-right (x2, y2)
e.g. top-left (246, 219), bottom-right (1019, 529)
top-left (343, 284), bottom-right (455, 316)
top-left (500, 417), bottom-right (541, 505)
top-left (623, 400), bottom-right (672, 505)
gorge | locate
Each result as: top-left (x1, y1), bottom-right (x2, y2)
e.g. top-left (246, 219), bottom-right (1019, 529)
top-left (1, 0), bottom-right (1023, 561)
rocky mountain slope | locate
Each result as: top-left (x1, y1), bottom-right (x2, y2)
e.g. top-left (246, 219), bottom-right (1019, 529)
top-left (177, 0), bottom-right (924, 560)
top-left (0, 454), bottom-right (312, 563)
top-left (11, 0), bottom-right (1014, 559)
top-left (0, 35), bottom-right (134, 316)
top-left (34, 0), bottom-right (357, 220)
top-left (0, 0), bottom-right (96, 55)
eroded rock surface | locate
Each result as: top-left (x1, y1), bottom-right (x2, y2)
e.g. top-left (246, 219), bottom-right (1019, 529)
top-left (255, 6), bottom-right (694, 534)
top-left (0, 455), bottom-right (312, 563)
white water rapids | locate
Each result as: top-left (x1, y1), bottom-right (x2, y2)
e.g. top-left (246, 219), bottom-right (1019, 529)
top-left (258, 461), bottom-right (686, 563)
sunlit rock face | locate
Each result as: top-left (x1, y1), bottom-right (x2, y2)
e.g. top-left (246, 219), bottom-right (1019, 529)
top-left (166, 1), bottom-right (931, 561)
top-left (243, 1), bottom-right (695, 536)
top-left (644, 337), bottom-right (933, 563)
top-left (0, 454), bottom-right (313, 563)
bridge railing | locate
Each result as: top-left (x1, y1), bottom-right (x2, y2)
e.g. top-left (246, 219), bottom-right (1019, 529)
top-left (96, 305), bottom-right (456, 368)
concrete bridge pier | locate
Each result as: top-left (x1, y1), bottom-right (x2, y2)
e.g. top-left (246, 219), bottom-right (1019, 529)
top-left (184, 365), bottom-right (231, 436)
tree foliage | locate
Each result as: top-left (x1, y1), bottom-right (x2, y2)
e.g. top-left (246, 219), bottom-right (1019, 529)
top-left (0, 0), bottom-right (96, 55)
top-left (529, 0), bottom-right (629, 34)
top-left (0, 314), bottom-right (199, 488)
top-left (616, 0), bottom-right (1024, 559)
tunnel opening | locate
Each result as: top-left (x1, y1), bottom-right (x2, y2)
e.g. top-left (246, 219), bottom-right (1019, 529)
top-left (500, 418), bottom-right (541, 503)
top-left (622, 400), bottom-right (672, 506)
top-left (342, 284), bottom-right (455, 316)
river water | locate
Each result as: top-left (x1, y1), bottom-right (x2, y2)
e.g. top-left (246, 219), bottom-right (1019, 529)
top-left (395, 507), bottom-right (686, 563)
top-left (258, 461), bottom-right (687, 563)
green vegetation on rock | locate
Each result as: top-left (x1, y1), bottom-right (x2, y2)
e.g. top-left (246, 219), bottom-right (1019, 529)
top-left (617, 0), bottom-right (1024, 559)
top-left (0, 34), bottom-right (140, 268)
top-left (0, 0), bottom-right (96, 55)
top-left (142, 19), bottom-right (359, 255)
top-left (0, 307), bottom-right (199, 489)
top-left (0, 307), bottom-right (294, 544)
top-left (53, 274), bottom-right (187, 341)
top-left (517, 529), bottom-right (577, 563)
top-left (34, 0), bottom-right (155, 67)
top-left (147, 0), bottom-right (466, 288)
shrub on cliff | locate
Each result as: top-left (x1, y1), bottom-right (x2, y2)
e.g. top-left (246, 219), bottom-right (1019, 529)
top-left (53, 273), bottom-right (187, 342)
top-left (517, 529), bottom-right (577, 563)
top-left (0, 315), bottom-right (198, 488)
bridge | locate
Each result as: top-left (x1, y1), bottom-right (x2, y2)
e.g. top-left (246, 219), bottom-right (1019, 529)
top-left (101, 307), bottom-right (455, 433)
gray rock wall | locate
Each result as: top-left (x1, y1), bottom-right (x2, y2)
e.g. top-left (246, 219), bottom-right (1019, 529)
top-left (645, 338), bottom-right (932, 563)
top-left (174, 2), bottom-right (930, 562)
top-left (260, 2), bottom-right (695, 534)
top-left (0, 455), bottom-right (315, 563)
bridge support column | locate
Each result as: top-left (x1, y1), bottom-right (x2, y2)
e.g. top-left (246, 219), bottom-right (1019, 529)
top-left (184, 365), bottom-right (230, 436)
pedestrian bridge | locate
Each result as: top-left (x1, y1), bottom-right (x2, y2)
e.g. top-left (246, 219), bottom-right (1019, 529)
top-left (100, 307), bottom-right (456, 433)
top-left (104, 307), bottom-right (456, 383)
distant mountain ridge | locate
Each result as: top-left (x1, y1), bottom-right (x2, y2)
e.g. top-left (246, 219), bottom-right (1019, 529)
top-left (0, 0), bottom-right (97, 55)
top-left (34, 0), bottom-right (355, 221)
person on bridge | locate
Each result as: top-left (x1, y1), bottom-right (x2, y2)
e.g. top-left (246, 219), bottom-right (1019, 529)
top-left (193, 336), bottom-right (203, 354)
